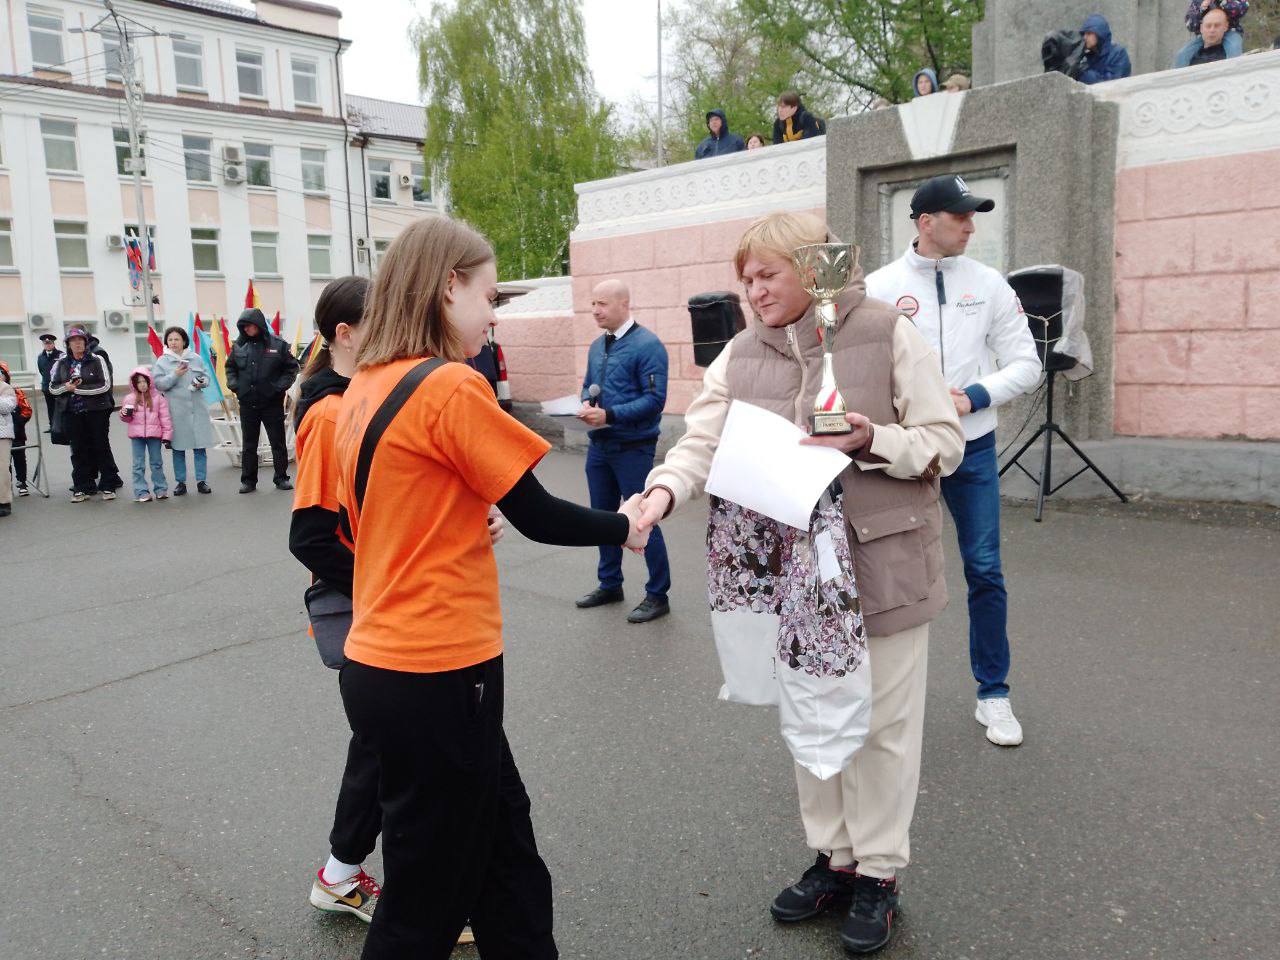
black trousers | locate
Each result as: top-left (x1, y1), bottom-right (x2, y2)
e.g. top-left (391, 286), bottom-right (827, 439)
top-left (66, 409), bottom-right (118, 494)
top-left (340, 657), bottom-right (557, 960)
top-left (43, 392), bottom-right (56, 431)
top-left (10, 418), bottom-right (26, 485)
top-left (328, 729), bottom-right (382, 866)
top-left (239, 398), bottom-right (288, 484)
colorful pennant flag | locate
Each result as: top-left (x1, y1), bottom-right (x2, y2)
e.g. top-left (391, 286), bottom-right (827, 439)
top-left (147, 325), bottom-right (164, 358)
top-left (271, 310), bottom-right (282, 336)
top-left (245, 279), bottom-right (261, 310)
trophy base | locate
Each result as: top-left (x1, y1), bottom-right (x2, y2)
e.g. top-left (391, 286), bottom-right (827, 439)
top-left (810, 411), bottom-right (853, 435)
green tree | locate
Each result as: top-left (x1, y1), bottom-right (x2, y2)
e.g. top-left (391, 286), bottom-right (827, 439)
top-left (740, 0), bottom-right (985, 105)
top-left (414, 0), bottom-right (621, 279)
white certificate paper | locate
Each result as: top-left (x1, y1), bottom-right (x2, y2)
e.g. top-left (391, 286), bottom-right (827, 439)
top-left (705, 401), bottom-right (849, 530)
top-left (541, 394), bottom-right (583, 416)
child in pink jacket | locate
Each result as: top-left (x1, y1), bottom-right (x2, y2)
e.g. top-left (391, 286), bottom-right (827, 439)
top-left (120, 366), bottom-right (173, 502)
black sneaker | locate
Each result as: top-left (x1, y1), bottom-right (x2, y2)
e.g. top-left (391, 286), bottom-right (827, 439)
top-left (575, 586), bottom-right (624, 609)
top-left (239, 481), bottom-right (256, 494)
top-left (274, 477), bottom-right (294, 491)
top-left (840, 874), bottom-right (899, 954)
top-left (627, 596), bottom-right (670, 623)
top-left (770, 854), bottom-right (857, 923)
top-left (173, 482), bottom-right (187, 497)
top-left (197, 481), bottom-right (212, 494)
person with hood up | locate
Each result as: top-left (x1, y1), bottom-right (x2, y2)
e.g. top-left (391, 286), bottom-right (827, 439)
top-left (120, 366), bottom-right (172, 503)
top-left (772, 91), bottom-right (823, 144)
top-left (153, 326), bottom-right (215, 495)
top-left (49, 326), bottom-right (120, 502)
top-left (225, 307), bottom-right (299, 493)
top-left (912, 67), bottom-right (939, 97)
top-left (1077, 14), bottom-right (1132, 84)
top-left (695, 109), bottom-right (746, 160)
top-left (0, 360), bottom-right (20, 516)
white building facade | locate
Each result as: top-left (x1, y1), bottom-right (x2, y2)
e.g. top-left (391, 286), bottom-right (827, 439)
top-left (0, 0), bottom-right (440, 381)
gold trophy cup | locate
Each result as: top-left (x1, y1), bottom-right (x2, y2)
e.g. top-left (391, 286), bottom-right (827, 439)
top-left (792, 242), bottom-right (855, 435)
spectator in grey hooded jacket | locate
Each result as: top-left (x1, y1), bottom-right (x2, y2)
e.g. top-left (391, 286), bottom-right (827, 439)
top-left (153, 326), bottom-right (216, 495)
top-left (695, 109), bottom-right (746, 159)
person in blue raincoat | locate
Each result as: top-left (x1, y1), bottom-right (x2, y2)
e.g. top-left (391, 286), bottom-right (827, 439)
top-left (1077, 13), bottom-right (1132, 84)
top-left (912, 67), bottom-right (938, 97)
top-left (153, 326), bottom-right (216, 495)
top-left (695, 109), bottom-right (746, 159)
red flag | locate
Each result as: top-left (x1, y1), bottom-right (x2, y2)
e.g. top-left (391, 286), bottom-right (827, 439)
top-left (244, 279), bottom-right (259, 310)
top-left (219, 316), bottom-right (232, 355)
top-left (147, 326), bottom-right (164, 358)
top-left (271, 310), bottom-right (281, 336)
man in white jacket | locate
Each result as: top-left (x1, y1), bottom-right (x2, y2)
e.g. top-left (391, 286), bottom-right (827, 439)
top-left (865, 174), bottom-right (1041, 747)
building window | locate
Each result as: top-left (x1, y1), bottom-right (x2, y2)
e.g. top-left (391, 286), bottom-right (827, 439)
top-left (301, 148), bottom-right (326, 193)
top-left (0, 322), bottom-right (27, 373)
top-left (134, 320), bottom-right (155, 364)
top-left (368, 159), bottom-right (391, 200)
top-left (54, 221), bottom-right (89, 270)
top-left (40, 118), bottom-right (78, 173)
top-left (252, 231), bottom-right (278, 275)
top-left (292, 57), bottom-right (318, 105)
top-left (410, 161), bottom-right (431, 204)
top-left (102, 33), bottom-right (123, 81)
top-left (236, 48), bottom-right (265, 98)
top-left (29, 11), bottom-right (64, 69)
top-left (183, 134), bottom-right (212, 182)
top-left (373, 238), bottom-right (390, 269)
top-left (307, 234), bottom-right (331, 277)
top-left (191, 227), bottom-right (220, 272)
top-left (113, 127), bottom-right (146, 176)
top-left (0, 218), bottom-right (13, 267)
top-left (173, 37), bottom-right (204, 90)
top-left (245, 142), bottom-right (272, 187)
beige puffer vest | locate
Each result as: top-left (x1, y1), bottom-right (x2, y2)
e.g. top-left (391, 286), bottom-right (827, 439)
top-left (725, 282), bottom-right (947, 637)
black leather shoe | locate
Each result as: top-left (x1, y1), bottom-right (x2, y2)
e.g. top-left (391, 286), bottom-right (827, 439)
top-left (627, 596), bottom-right (670, 624)
top-left (770, 854), bottom-right (857, 923)
top-left (239, 481), bottom-right (256, 494)
top-left (576, 587), bottom-right (624, 609)
top-left (840, 874), bottom-right (900, 954)
top-left (197, 481), bottom-right (212, 494)
top-left (173, 482), bottom-right (187, 497)
top-left (273, 478), bottom-right (294, 491)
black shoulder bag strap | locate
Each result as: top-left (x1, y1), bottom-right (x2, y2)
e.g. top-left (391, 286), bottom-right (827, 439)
top-left (338, 357), bottom-right (447, 541)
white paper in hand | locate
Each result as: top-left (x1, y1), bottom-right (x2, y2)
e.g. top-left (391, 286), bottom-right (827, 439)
top-left (705, 401), bottom-right (850, 529)
top-left (541, 394), bottom-right (583, 416)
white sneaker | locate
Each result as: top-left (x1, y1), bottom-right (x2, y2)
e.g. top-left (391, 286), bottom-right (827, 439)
top-left (975, 697), bottom-right (1023, 746)
top-left (100, 490), bottom-right (117, 501)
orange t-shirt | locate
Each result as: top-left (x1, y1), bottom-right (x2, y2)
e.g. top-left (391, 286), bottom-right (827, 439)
top-left (294, 393), bottom-right (345, 515)
top-left (335, 359), bottom-right (551, 673)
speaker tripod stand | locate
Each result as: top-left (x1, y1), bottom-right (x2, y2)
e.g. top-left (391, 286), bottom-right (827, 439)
top-left (998, 371), bottom-right (1127, 522)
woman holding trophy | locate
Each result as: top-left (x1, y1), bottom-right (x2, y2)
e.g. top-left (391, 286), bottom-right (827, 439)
top-left (636, 211), bottom-right (963, 954)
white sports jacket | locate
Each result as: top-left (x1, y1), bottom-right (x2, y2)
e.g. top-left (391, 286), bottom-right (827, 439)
top-left (865, 244), bottom-right (1042, 442)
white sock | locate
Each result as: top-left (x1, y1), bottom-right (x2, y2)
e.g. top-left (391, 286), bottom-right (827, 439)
top-left (322, 855), bottom-right (360, 886)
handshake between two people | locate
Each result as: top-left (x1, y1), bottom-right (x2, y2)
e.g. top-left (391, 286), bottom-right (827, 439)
top-left (617, 489), bottom-right (673, 554)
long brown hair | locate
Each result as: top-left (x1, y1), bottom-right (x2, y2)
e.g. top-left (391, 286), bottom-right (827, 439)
top-left (303, 275), bottom-right (370, 381)
top-left (356, 215), bottom-right (494, 369)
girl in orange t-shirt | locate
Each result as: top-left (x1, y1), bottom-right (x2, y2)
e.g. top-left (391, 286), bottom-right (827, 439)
top-left (335, 215), bottom-right (648, 958)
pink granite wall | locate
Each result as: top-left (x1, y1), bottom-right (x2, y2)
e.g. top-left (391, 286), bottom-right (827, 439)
top-left (569, 209), bottom-right (824, 414)
top-left (496, 312), bottom-right (578, 402)
top-left (1113, 148), bottom-right (1280, 440)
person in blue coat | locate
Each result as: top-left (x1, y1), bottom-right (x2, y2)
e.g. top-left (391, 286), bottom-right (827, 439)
top-left (695, 109), bottom-right (746, 160)
top-left (574, 279), bottom-right (671, 623)
top-left (1077, 13), bottom-right (1132, 84)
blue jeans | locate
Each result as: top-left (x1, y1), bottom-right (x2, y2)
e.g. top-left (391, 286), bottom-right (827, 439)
top-left (585, 441), bottom-right (671, 601)
top-left (172, 447), bottom-right (207, 484)
top-left (940, 432), bottom-right (1009, 699)
top-left (1173, 29), bottom-right (1242, 67)
top-left (131, 437), bottom-right (167, 497)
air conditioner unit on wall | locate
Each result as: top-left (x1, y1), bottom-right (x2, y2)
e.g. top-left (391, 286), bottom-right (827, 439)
top-left (223, 163), bottom-right (245, 184)
top-left (27, 312), bottom-right (51, 330)
top-left (103, 309), bottom-right (129, 330)
top-left (398, 173), bottom-right (412, 188)
top-left (223, 144), bottom-right (243, 164)
top-left (107, 234), bottom-right (125, 250)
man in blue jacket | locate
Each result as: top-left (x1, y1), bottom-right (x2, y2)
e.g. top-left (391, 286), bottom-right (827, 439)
top-left (1078, 13), bottom-right (1132, 84)
top-left (695, 109), bottom-right (746, 160)
top-left (575, 279), bottom-right (671, 623)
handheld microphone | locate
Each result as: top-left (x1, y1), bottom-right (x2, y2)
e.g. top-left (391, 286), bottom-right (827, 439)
top-left (588, 384), bottom-right (601, 407)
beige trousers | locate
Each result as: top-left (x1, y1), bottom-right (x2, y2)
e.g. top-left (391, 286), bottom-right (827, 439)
top-left (0, 438), bottom-right (11, 504)
top-left (793, 622), bottom-right (929, 879)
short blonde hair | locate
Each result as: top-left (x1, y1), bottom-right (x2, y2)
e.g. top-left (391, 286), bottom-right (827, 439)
top-left (357, 215), bottom-right (494, 369)
top-left (733, 211), bottom-right (829, 278)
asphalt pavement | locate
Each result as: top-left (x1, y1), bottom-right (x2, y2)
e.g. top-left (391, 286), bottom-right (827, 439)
top-left (2, 431), bottom-right (1277, 959)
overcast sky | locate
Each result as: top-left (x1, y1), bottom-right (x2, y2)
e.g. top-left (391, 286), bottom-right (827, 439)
top-left (326, 0), bottom-right (665, 112)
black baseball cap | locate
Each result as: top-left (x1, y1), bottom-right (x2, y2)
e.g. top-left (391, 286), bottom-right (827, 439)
top-left (910, 174), bottom-right (995, 219)
top-left (38, 333), bottom-right (58, 342)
